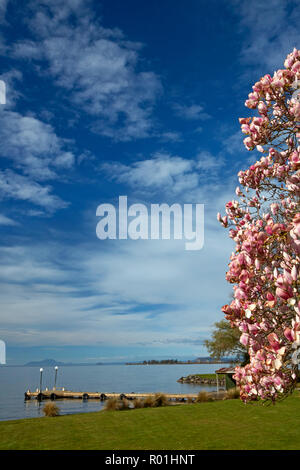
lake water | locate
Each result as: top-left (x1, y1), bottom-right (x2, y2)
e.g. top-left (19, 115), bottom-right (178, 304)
top-left (0, 364), bottom-right (229, 421)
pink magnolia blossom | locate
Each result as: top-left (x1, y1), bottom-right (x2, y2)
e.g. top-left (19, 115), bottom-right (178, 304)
top-left (218, 49), bottom-right (300, 403)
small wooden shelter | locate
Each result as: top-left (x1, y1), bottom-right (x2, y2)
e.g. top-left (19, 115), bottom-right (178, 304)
top-left (215, 367), bottom-right (236, 392)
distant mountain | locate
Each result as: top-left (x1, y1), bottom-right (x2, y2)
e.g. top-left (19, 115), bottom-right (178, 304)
top-left (96, 362), bottom-right (124, 365)
top-left (24, 358), bottom-right (104, 367)
top-left (126, 356), bottom-right (236, 365)
top-left (24, 359), bottom-right (66, 367)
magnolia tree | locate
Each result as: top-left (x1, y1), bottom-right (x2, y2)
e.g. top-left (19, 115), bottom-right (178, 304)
top-left (218, 48), bottom-right (300, 403)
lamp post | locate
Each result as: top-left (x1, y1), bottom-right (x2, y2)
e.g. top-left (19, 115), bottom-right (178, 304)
top-left (54, 366), bottom-right (58, 390)
top-left (39, 368), bottom-right (43, 393)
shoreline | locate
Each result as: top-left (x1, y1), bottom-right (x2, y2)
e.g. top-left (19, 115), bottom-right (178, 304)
top-left (177, 373), bottom-right (226, 386)
top-left (125, 362), bottom-right (233, 365)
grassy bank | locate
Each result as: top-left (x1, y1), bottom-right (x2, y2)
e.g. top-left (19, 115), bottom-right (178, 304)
top-left (0, 392), bottom-right (300, 450)
top-left (184, 373), bottom-right (225, 379)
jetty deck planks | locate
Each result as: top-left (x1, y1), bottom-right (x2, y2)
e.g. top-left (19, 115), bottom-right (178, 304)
top-left (24, 390), bottom-right (203, 400)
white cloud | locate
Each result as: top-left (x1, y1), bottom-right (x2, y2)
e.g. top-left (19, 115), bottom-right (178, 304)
top-left (196, 151), bottom-right (225, 172)
top-left (0, 213), bottom-right (18, 225)
top-left (12, 0), bottom-right (162, 141)
top-left (0, 144), bottom-right (236, 350)
top-left (223, 130), bottom-right (246, 156)
top-left (0, 219), bottom-right (232, 348)
top-left (0, 75), bottom-right (75, 212)
top-left (0, 69), bottom-right (22, 108)
top-left (0, 111), bottom-right (75, 180)
top-left (159, 131), bottom-right (182, 143)
top-left (102, 151), bottom-right (225, 198)
top-left (0, 0), bottom-right (8, 23)
top-left (0, 0), bottom-right (242, 354)
top-left (12, 40), bottom-right (42, 59)
top-left (234, 0), bottom-right (300, 72)
top-left (53, 151), bottom-right (75, 169)
top-left (102, 152), bottom-right (196, 194)
top-left (173, 103), bottom-right (211, 121)
top-left (0, 169), bottom-right (68, 210)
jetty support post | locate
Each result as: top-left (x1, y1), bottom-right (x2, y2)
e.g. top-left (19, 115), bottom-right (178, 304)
top-left (54, 366), bottom-right (58, 390)
top-left (216, 373), bottom-right (219, 393)
top-left (39, 368), bottom-right (43, 393)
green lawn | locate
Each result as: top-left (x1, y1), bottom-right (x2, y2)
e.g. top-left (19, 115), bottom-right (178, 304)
top-left (0, 393), bottom-right (300, 450)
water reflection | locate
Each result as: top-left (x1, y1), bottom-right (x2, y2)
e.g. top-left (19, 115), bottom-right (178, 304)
top-left (0, 363), bottom-right (229, 421)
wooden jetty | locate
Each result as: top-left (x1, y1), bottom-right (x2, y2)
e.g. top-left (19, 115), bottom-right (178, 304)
top-left (24, 389), bottom-right (203, 402)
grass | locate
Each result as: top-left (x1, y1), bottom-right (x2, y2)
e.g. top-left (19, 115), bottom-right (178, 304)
top-left (187, 373), bottom-right (225, 379)
top-left (0, 392), bottom-right (300, 450)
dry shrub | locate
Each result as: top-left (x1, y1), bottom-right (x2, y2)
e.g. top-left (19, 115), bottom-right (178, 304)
top-left (104, 397), bottom-right (131, 411)
top-left (187, 396), bottom-right (194, 404)
top-left (104, 397), bottom-right (120, 411)
top-left (153, 393), bottom-right (169, 407)
top-left (225, 387), bottom-right (240, 399)
top-left (43, 402), bottom-right (60, 417)
top-left (105, 394), bottom-right (170, 410)
top-left (133, 398), bottom-right (144, 409)
top-left (118, 398), bottom-right (131, 410)
top-left (143, 395), bottom-right (155, 408)
top-left (196, 391), bottom-right (213, 403)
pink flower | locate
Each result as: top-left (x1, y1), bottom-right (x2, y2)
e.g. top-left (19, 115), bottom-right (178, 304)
top-left (291, 265), bottom-right (297, 281)
top-left (240, 333), bottom-right (249, 346)
top-left (284, 328), bottom-right (295, 342)
top-left (219, 49), bottom-right (300, 402)
top-left (276, 286), bottom-right (293, 300)
top-left (244, 137), bottom-right (254, 150)
top-left (258, 101), bottom-right (268, 115)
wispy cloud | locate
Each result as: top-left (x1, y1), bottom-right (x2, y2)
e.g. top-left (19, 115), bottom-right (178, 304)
top-left (0, 213), bottom-right (18, 226)
top-left (0, 145), bottom-right (233, 349)
top-left (159, 131), bottom-right (182, 143)
top-left (0, 111), bottom-right (75, 180)
top-left (223, 130), bottom-right (246, 156)
top-left (102, 151), bottom-right (225, 198)
top-left (11, 0), bottom-right (162, 141)
top-left (0, 69), bottom-right (22, 107)
top-left (173, 103), bottom-right (211, 121)
top-left (0, 0), bottom-right (8, 23)
top-left (234, 0), bottom-right (300, 73)
top-left (0, 169), bottom-right (68, 211)
top-left (0, 0), bottom-right (248, 359)
top-left (0, 71), bottom-right (75, 213)
top-left (0, 230), bottom-right (232, 347)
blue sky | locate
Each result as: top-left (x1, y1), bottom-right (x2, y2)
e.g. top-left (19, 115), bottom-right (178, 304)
top-left (0, 0), bottom-right (299, 364)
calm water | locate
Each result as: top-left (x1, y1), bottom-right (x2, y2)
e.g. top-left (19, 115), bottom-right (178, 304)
top-left (0, 364), bottom-right (228, 421)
